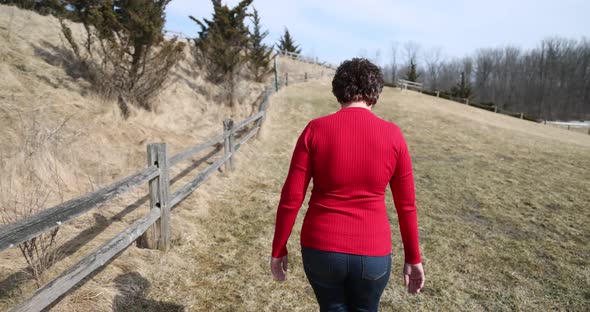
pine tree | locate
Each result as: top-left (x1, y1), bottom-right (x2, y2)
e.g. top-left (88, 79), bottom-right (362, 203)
top-left (405, 59), bottom-right (419, 82)
top-left (190, 0), bottom-right (253, 84)
top-left (247, 8), bottom-right (272, 82)
top-left (60, 0), bottom-right (184, 112)
top-left (277, 28), bottom-right (301, 54)
top-left (451, 72), bottom-right (472, 99)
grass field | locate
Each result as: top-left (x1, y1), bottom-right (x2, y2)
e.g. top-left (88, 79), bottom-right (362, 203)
top-left (125, 82), bottom-right (589, 311)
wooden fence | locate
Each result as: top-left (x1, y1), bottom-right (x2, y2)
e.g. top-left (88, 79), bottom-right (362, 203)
top-left (0, 85), bottom-right (273, 311)
top-left (0, 49), bottom-right (335, 310)
top-left (277, 50), bottom-right (337, 70)
top-left (397, 79), bottom-right (423, 92)
top-left (408, 87), bottom-right (542, 122)
top-left (543, 120), bottom-right (590, 134)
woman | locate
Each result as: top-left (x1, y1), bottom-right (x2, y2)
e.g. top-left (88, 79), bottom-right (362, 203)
top-left (270, 58), bottom-right (425, 311)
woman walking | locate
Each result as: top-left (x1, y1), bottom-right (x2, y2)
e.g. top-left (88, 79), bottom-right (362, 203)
top-left (270, 58), bottom-right (425, 311)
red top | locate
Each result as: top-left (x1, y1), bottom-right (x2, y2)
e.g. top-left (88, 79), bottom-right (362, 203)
top-left (271, 106), bottom-right (422, 264)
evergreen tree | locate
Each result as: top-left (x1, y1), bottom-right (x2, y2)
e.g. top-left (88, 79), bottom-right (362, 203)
top-left (405, 59), bottom-right (419, 82)
top-left (247, 8), bottom-right (272, 82)
top-left (451, 72), bottom-right (472, 99)
top-left (190, 0), bottom-right (253, 84)
top-left (60, 0), bottom-right (184, 112)
top-left (277, 28), bottom-right (301, 54)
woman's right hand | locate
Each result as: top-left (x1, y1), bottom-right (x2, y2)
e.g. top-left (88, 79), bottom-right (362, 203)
top-left (403, 262), bottom-right (425, 294)
top-left (271, 255), bottom-right (288, 281)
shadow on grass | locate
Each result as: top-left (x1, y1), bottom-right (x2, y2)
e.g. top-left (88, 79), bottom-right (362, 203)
top-left (112, 272), bottom-right (185, 312)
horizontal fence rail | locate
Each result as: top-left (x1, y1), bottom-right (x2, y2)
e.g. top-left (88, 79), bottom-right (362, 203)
top-left (0, 166), bottom-right (159, 252)
top-left (10, 207), bottom-right (162, 312)
top-left (169, 132), bottom-right (226, 167)
top-left (277, 50), bottom-right (337, 69)
top-left (2, 52), bottom-right (331, 311)
top-left (393, 83), bottom-right (571, 125)
top-left (397, 79), bottom-right (423, 91)
top-left (169, 153), bottom-right (232, 209)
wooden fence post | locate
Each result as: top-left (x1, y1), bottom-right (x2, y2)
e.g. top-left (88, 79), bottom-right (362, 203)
top-left (466, 98), bottom-right (470, 105)
top-left (255, 87), bottom-right (270, 139)
top-left (305, 72), bottom-right (308, 82)
top-left (137, 143), bottom-right (170, 251)
top-left (223, 119), bottom-right (235, 172)
top-left (494, 106), bottom-right (498, 113)
top-left (285, 73), bottom-right (289, 86)
top-left (436, 91), bottom-right (440, 97)
top-left (520, 113), bottom-right (524, 119)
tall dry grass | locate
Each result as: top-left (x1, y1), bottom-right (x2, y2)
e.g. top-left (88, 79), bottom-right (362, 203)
top-left (0, 113), bottom-right (69, 286)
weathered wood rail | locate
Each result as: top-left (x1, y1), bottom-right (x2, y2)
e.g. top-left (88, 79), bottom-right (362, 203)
top-left (1, 86), bottom-right (274, 312)
top-left (397, 78), bottom-right (423, 91)
top-left (278, 50), bottom-right (337, 70)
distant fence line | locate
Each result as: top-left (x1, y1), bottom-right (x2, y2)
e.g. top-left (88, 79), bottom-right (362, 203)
top-left (543, 121), bottom-right (590, 134)
top-left (163, 30), bottom-right (193, 41)
top-left (277, 50), bottom-right (338, 70)
top-left (397, 79), bottom-right (423, 92)
top-left (394, 81), bottom-right (589, 132)
top-left (0, 52), bottom-right (333, 311)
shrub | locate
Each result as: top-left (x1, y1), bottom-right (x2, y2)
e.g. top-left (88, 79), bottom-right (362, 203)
top-left (0, 114), bottom-right (68, 286)
top-left (60, 0), bottom-right (184, 113)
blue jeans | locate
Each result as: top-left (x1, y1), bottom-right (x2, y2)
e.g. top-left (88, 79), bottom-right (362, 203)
top-left (301, 246), bottom-right (392, 312)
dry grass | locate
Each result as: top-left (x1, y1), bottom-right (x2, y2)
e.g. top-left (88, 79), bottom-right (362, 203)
top-left (0, 4), bottom-right (267, 311)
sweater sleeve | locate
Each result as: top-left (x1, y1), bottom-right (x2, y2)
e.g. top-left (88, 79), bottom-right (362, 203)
top-left (390, 131), bottom-right (422, 264)
top-left (271, 122), bottom-right (313, 258)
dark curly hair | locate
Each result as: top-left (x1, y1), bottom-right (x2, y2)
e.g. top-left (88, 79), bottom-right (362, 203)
top-left (332, 58), bottom-right (384, 106)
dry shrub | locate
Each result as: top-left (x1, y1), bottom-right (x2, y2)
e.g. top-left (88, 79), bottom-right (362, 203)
top-left (58, 1), bottom-right (185, 114)
top-left (0, 113), bottom-right (69, 286)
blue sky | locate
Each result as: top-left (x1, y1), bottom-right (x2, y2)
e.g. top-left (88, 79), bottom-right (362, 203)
top-left (165, 0), bottom-right (589, 66)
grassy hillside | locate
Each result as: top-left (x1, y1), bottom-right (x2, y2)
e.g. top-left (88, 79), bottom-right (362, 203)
top-left (140, 83), bottom-right (588, 312)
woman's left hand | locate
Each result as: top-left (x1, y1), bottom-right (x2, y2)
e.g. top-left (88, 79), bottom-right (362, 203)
top-left (271, 255), bottom-right (288, 281)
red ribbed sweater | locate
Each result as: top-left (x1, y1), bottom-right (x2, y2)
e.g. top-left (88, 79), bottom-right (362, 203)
top-left (271, 106), bottom-right (422, 264)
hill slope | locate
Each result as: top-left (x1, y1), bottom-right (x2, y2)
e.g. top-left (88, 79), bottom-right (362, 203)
top-left (151, 83), bottom-right (588, 311)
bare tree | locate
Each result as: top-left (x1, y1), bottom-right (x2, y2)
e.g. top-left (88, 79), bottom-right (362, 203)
top-left (373, 48), bottom-right (382, 66)
top-left (468, 37), bottom-right (589, 119)
top-left (474, 48), bottom-right (495, 101)
top-left (402, 41), bottom-right (421, 82)
top-left (390, 42), bottom-right (398, 84)
top-left (424, 47), bottom-right (443, 90)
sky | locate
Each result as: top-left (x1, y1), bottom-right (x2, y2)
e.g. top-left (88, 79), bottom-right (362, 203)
top-left (165, 0), bottom-right (590, 66)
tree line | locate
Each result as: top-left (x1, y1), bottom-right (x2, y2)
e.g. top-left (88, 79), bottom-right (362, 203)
top-left (1, 0), bottom-right (303, 115)
top-left (383, 38), bottom-right (590, 120)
